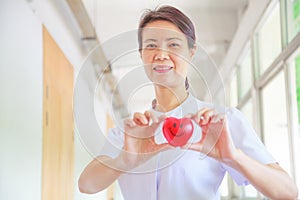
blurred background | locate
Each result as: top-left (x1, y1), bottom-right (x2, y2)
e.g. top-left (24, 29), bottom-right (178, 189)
top-left (0, 0), bottom-right (300, 199)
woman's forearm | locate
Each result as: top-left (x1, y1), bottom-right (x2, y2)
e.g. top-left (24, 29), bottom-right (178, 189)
top-left (228, 149), bottom-right (298, 200)
top-left (78, 155), bottom-right (125, 194)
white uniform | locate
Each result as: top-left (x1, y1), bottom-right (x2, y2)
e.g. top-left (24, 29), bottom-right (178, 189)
top-left (99, 94), bottom-right (276, 200)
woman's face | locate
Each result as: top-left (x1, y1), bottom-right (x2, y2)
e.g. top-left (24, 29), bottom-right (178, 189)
top-left (140, 20), bottom-right (195, 89)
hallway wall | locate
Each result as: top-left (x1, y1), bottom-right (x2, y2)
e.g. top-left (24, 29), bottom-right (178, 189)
top-left (0, 0), bottom-right (43, 199)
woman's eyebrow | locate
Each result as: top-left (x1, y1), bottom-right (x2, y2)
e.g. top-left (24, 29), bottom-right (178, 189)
top-left (166, 37), bottom-right (182, 41)
top-left (143, 39), bottom-right (157, 43)
top-left (143, 37), bottom-right (182, 43)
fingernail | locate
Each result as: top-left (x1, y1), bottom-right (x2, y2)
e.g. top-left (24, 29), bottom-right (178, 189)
top-left (199, 116), bottom-right (205, 124)
top-left (149, 119), bottom-right (154, 125)
top-left (129, 122), bottom-right (135, 127)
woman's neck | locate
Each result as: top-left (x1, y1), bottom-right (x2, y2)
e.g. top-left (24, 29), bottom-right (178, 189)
top-left (154, 85), bottom-right (188, 112)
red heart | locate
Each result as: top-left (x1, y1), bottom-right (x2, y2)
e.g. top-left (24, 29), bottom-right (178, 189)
top-left (162, 117), bottom-right (194, 147)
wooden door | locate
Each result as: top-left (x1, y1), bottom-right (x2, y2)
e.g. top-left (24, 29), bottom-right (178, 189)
top-left (106, 113), bottom-right (115, 200)
top-left (42, 26), bottom-right (74, 200)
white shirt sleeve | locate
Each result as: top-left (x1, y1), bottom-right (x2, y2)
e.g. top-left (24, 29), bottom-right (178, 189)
top-left (222, 107), bottom-right (277, 186)
top-left (98, 127), bottom-right (124, 158)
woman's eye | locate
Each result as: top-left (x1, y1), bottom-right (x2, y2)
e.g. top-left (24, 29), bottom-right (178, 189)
top-left (145, 44), bottom-right (157, 49)
top-left (169, 43), bottom-right (180, 48)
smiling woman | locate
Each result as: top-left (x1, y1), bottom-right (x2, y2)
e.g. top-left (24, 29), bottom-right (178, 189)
top-left (78, 5), bottom-right (298, 200)
top-left (140, 20), bottom-right (194, 108)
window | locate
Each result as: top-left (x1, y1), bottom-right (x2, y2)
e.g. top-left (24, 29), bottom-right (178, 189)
top-left (239, 100), bottom-right (258, 199)
top-left (261, 70), bottom-right (292, 176)
top-left (256, 3), bottom-right (282, 75)
top-left (294, 54), bottom-right (300, 124)
top-left (222, 1), bottom-right (300, 199)
top-left (286, 0), bottom-right (300, 42)
top-left (286, 49), bottom-right (300, 197)
top-left (230, 71), bottom-right (238, 107)
top-left (237, 48), bottom-right (252, 101)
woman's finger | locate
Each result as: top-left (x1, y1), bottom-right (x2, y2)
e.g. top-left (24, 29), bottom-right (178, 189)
top-left (133, 112), bottom-right (148, 125)
top-left (124, 118), bottom-right (137, 128)
top-left (194, 108), bottom-right (215, 125)
top-left (149, 114), bottom-right (167, 131)
top-left (144, 110), bottom-right (158, 124)
top-left (211, 113), bottom-right (225, 124)
top-left (191, 108), bottom-right (211, 123)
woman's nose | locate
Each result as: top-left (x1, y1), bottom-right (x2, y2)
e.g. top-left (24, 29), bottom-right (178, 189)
top-left (154, 48), bottom-right (170, 60)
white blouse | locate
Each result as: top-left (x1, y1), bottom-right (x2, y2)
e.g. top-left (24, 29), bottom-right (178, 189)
top-left (99, 94), bottom-right (276, 200)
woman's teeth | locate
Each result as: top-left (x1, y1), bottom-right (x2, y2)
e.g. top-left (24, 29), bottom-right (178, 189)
top-left (153, 65), bottom-right (173, 71)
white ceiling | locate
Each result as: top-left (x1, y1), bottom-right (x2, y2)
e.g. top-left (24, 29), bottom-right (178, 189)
top-left (83, 0), bottom-right (248, 63)
top-left (80, 0), bottom-right (249, 115)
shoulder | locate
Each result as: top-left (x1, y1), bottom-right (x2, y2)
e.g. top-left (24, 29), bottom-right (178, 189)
top-left (224, 107), bottom-right (263, 150)
top-left (226, 106), bottom-right (243, 116)
top-left (225, 107), bottom-right (251, 128)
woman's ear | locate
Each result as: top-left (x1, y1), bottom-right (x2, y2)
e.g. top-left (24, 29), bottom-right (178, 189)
top-left (189, 44), bottom-right (197, 58)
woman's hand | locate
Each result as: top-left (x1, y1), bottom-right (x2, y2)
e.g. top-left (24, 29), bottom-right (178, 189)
top-left (121, 111), bottom-right (173, 169)
top-left (184, 108), bottom-right (237, 163)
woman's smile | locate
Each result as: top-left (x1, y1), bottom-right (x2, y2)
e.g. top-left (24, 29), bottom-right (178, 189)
top-left (153, 64), bottom-right (174, 73)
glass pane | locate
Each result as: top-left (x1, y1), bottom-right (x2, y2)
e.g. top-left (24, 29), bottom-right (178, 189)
top-left (230, 71), bottom-right (238, 107)
top-left (288, 51), bottom-right (300, 198)
top-left (238, 49), bottom-right (252, 100)
top-left (286, 0), bottom-right (300, 42)
top-left (295, 54), bottom-right (300, 124)
top-left (257, 3), bottom-right (282, 75)
top-left (240, 100), bottom-right (258, 198)
top-left (261, 71), bottom-right (291, 176)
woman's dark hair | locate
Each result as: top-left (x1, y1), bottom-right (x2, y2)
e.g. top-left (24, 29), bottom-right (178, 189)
top-left (138, 5), bottom-right (196, 50)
